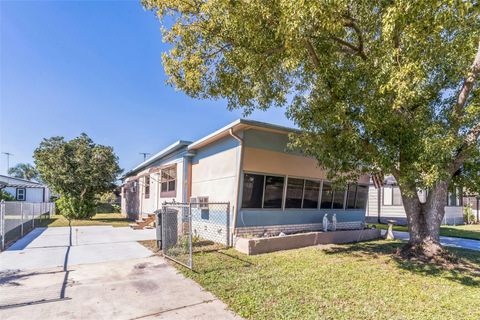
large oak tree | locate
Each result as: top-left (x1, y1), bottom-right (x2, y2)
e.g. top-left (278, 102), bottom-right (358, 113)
top-left (144, 0), bottom-right (480, 257)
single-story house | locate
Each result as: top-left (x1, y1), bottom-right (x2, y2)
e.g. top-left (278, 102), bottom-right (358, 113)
top-left (366, 176), bottom-right (465, 225)
top-left (0, 175), bottom-right (51, 202)
top-left (121, 119), bottom-right (370, 240)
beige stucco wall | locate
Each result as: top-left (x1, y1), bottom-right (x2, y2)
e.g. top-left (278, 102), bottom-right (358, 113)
top-left (243, 147), bottom-right (370, 184)
top-left (191, 144), bottom-right (239, 205)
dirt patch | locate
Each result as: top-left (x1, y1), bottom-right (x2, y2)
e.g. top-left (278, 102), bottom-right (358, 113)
top-left (138, 240), bottom-right (160, 253)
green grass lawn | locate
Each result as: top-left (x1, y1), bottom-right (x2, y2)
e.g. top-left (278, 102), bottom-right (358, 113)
top-left (37, 213), bottom-right (132, 228)
top-left (175, 241), bottom-right (480, 320)
top-left (373, 223), bottom-right (480, 240)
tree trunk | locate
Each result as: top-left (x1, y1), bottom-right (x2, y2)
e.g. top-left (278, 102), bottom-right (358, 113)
top-left (401, 181), bottom-right (449, 258)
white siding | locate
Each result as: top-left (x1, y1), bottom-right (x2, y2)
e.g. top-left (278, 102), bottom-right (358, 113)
top-left (4, 187), bottom-right (46, 202)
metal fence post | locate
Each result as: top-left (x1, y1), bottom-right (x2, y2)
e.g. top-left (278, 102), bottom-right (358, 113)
top-left (226, 202), bottom-right (230, 247)
top-left (32, 203), bottom-right (35, 229)
top-left (189, 203), bottom-right (193, 269)
top-left (20, 202), bottom-right (24, 237)
top-left (1, 200), bottom-right (5, 251)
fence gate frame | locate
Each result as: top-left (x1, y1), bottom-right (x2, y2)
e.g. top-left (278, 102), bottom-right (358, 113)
top-left (158, 201), bottom-right (231, 270)
top-left (160, 203), bottom-right (193, 269)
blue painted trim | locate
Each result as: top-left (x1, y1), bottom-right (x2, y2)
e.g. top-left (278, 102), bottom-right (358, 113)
top-left (236, 209), bottom-right (366, 227)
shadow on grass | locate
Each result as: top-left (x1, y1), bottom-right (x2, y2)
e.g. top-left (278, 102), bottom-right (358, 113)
top-left (191, 250), bottom-right (254, 274)
top-left (88, 218), bottom-right (131, 223)
top-left (439, 226), bottom-right (480, 241)
top-left (35, 218), bottom-right (58, 228)
top-left (323, 241), bottom-right (480, 287)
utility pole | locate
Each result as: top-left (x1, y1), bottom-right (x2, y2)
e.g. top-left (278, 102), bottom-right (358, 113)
top-left (2, 152), bottom-right (13, 175)
top-left (139, 152), bottom-right (151, 162)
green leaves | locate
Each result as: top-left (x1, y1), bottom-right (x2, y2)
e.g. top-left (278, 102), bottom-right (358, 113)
top-left (33, 134), bottom-right (122, 219)
top-left (145, 0), bottom-right (480, 190)
top-left (8, 163), bottom-right (40, 182)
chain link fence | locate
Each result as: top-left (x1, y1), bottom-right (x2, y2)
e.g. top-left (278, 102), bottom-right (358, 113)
top-left (0, 201), bottom-right (55, 251)
top-left (159, 202), bottom-right (230, 270)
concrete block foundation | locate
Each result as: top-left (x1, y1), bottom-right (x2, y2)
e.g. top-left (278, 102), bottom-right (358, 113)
top-left (234, 228), bottom-right (381, 255)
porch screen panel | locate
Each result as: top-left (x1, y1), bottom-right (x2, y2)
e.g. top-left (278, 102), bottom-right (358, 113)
top-left (285, 178), bottom-right (304, 208)
top-left (320, 182), bottom-right (333, 209)
top-left (145, 176), bottom-right (150, 199)
top-left (303, 180), bottom-right (320, 208)
top-left (242, 173), bottom-right (264, 208)
top-left (332, 188), bottom-right (346, 209)
top-left (346, 184), bottom-right (357, 209)
top-left (263, 176), bottom-right (284, 208)
top-left (355, 185), bottom-right (368, 209)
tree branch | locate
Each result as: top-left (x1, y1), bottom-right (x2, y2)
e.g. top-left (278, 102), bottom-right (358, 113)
top-left (454, 40), bottom-right (480, 119)
top-left (450, 122), bottom-right (480, 174)
top-left (448, 40), bottom-right (480, 174)
top-left (304, 39), bottom-right (320, 67)
top-left (330, 14), bottom-right (368, 61)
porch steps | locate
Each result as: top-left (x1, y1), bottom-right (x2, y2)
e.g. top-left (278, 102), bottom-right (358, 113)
top-left (130, 214), bottom-right (156, 230)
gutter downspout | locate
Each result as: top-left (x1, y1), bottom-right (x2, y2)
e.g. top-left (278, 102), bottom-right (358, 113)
top-left (229, 128), bottom-right (243, 238)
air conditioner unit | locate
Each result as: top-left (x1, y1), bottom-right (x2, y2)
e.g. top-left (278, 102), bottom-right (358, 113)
top-left (190, 196), bottom-right (198, 204)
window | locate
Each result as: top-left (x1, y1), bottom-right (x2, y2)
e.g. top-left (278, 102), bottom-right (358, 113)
top-left (161, 166), bottom-right (176, 197)
top-left (285, 178), bottom-right (304, 208)
top-left (198, 196), bottom-right (209, 219)
top-left (355, 185), bottom-right (368, 209)
top-left (383, 186), bottom-right (392, 205)
top-left (320, 182), bottom-right (345, 209)
top-left (131, 181), bottom-right (138, 193)
top-left (144, 176), bottom-right (150, 199)
top-left (320, 182), bottom-right (333, 209)
top-left (392, 186), bottom-right (402, 206)
top-left (285, 178), bottom-right (320, 209)
top-left (242, 174), bottom-right (265, 208)
top-left (303, 180), bottom-right (320, 208)
top-left (346, 184), bottom-right (368, 209)
top-left (198, 196), bottom-right (209, 209)
top-left (383, 186), bottom-right (402, 206)
top-left (332, 187), bottom-right (346, 209)
top-left (346, 184), bottom-right (357, 209)
top-left (241, 173), bottom-right (284, 209)
top-left (263, 176), bottom-right (284, 208)
top-left (16, 188), bottom-right (26, 201)
top-left (448, 188), bottom-right (460, 206)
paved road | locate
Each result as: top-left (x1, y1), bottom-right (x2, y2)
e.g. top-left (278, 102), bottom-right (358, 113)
top-left (0, 226), bottom-right (240, 319)
top-left (388, 230), bottom-right (480, 252)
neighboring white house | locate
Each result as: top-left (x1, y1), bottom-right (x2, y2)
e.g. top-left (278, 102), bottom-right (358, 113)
top-left (366, 176), bottom-right (464, 225)
top-left (0, 175), bottom-right (51, 202)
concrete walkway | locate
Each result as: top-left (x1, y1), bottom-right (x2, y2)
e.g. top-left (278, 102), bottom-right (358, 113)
top-left (0, 226), bottom-right (241, 319)
top-left (388, 230), bottom-right (480, 252)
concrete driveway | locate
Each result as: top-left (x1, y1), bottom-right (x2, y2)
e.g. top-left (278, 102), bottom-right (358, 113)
top-left (0, 226), bottom-right (240, 319)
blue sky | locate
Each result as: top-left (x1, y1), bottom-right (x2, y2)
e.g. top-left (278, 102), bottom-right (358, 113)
top-left (0, 0), bottom-right (293, 175)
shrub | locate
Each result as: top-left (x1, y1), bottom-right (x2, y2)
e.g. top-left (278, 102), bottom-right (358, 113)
top-left (95, 202), bottom-right (121, 213)
top-left (56, 195), bottom-right (96, 220)
top-left (0, 190), bottom-right (15, 201)
top-left (464, 205), bottom-right (476, 224)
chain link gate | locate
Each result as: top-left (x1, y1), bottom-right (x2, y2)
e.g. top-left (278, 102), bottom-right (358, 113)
top-left (158, 202), bottom-right (230, 269)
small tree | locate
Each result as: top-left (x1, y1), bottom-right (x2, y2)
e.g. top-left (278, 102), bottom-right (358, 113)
top-left (0, 190), bottom-right (15, 201)
top-left (144, 1), bottom-right (480, 258)
top-left (34, 134), bottom-right (122, 220)
top-left (8, 163), bottom-right (40, 182)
